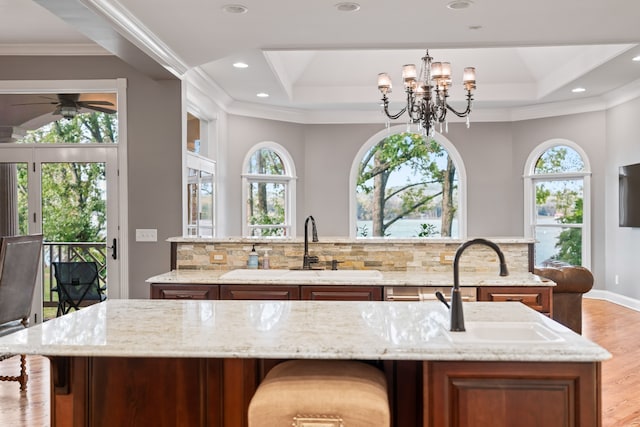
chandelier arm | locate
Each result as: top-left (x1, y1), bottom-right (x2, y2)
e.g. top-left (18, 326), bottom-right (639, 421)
top-left (445, 93), bottom-right (473, 118)
top-left (382, 101), bottom-right (407, 120)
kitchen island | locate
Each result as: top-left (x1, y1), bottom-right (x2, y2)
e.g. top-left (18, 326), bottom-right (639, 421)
top-left (0, 299), bottom-right (609, 427)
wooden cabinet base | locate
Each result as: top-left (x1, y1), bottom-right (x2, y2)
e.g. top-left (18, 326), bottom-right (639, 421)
top-left (48, 357), bottom-right (601, 427)
top-left (423, 361), bottom-right (601, 427)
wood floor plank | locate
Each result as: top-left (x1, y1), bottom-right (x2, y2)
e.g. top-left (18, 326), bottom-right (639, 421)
top-left (0, 299), bottom-right (637, 426)
top-left (583, 298), bottom-right (640, 427)
top-left (0, 354), bottom-right (50, 427)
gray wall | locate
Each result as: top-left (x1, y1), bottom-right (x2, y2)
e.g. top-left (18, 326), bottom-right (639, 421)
top-left (222, 111), bottom-right (611, 291)
top-left (0, 56), bottom-right (183, 298)
top-left (606, 97), bottom-right (640, 300)
top-left (4, 56), bottom-right (635, 300)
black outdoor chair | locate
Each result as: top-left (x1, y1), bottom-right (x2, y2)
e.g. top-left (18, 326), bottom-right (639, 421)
top-left (52, 261), bottom-right (107, 316)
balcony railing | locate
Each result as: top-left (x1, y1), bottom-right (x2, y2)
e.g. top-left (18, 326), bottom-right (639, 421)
top-left (42, 242), bottom-right (107, 310)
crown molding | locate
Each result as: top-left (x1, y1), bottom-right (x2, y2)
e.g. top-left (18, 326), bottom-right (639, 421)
top-left (0, 43), bottom-right (110, 56)
top-left (78, 0), bottom-right (189, 77)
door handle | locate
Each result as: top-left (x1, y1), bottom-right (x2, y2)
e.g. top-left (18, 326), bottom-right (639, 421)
top-left (108, 238), bottom-right (117, 260)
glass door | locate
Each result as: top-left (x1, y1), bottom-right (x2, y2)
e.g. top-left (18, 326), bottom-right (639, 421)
top-left (0, 145), bottom-right (119, 322)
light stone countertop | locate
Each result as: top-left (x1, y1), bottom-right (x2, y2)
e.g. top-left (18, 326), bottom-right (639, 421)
top-left (168, 236), bottom-right (536, 244)
top-left (146, 269), bottom-right (552, 287)
top-left (0, 300), bottom-right (609, 362)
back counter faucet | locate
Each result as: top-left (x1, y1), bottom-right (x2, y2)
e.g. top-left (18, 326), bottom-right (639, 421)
top-left (302, 215), bottom-right (319, 269)
top-left (450, 238), bottom-right (509, 332)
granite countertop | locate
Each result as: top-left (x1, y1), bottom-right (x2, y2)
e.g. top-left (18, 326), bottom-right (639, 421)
top-left (146, 269), bottom-right (552, 287)
top-left (0, 300), bottom-right (609, 362)
top-left (168, 236), bottom-right (536, 244)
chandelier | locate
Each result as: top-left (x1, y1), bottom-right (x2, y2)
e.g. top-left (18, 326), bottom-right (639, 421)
top-left (377, 50), bottom-right (476, 136)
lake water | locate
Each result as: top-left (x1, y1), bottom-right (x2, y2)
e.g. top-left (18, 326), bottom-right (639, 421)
top-left (356, 219), bottom-right (458, 238)
top-left (357, 217), bottom-right (564, 265)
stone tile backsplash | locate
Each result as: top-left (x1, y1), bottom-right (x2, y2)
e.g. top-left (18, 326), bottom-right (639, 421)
top-left (174, 239), bottom-right (532, 274)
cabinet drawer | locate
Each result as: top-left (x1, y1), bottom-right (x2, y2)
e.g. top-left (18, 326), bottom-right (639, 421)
top-left (301, 286), bottom-right (382, 301)
top-left (477, 286), bottom-right (552, 315)
top-left (150, 284), bottom-right (219, 300)
top-left (220, 285), bottom-right (300, 300)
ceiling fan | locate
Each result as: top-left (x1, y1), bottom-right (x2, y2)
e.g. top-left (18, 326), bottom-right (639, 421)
top-left (13, 93), bottom-right (117, 119)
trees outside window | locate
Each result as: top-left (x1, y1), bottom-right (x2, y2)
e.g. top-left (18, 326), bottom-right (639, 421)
top-left (355, 131), bottom-right (461, 238)
top-left (18, 113), bottom-right (116, 242)
top-left (524, 141), bottom-right (591, 267)
top-left (242, 143), bottom-right (296, 237)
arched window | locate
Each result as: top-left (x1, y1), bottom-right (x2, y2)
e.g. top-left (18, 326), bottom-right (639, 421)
top-left (350, 125), bottom-right (466, 238)
top-left (242, 142), bottom-right (296, 237)
top-left (524, 140), bottom-right (591, 267)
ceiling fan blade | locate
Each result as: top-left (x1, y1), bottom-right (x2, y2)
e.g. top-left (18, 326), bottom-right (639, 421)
top-left (77, 100), bottom-right (115, 107)
top-left (11, 101), bottom-right (58, 106)
top-left (82, 105), bottom-right (117, 114)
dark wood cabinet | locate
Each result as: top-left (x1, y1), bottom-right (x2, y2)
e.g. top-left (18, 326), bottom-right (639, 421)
top-left (150, 283), bottom-right (219, 300)
top-left (477, 286), bottom-right (552, 316)
top-left (151, 283), bottom-right (382, 302)
top-left (301, 285), bottom-right (382, 301)
top-left (49, 356), bottom-right (601, 427)
top-left (423, 360), bottom-right (600, 427)
top-left (219, 284), bottom-right (300, 300)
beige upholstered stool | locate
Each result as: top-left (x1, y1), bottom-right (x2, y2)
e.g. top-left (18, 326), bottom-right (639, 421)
top-left (248, 359), bottom-right (390, 427)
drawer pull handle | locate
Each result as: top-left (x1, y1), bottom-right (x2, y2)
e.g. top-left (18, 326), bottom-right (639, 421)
top-left (174, 294), bottom-right (194, 299)
top-left (506, 298), bottom-right (524, 302)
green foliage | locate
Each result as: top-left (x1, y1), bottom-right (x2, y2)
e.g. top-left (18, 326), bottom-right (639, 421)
top-left (415, 223), bottom-right (437, 237)
top-left (356, 132), bottom-right (456, 237)
top-left (554, 199), bottom-right (583, 265)
top-left (534, 145), bottom-right (585, 266)
top-left (17, 113), bottom-right (115, 242)
top-left (535, 184), bottom-right (551, 206)
top-left (534, 146), bottom-right (584, 174)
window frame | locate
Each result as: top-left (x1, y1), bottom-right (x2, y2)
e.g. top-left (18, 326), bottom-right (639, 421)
top-left (241, 142), bottom-right (297, 238)
top-left (349, 124), bottom-right (467, 239)
top-left (185, 152), bottom-right (216, 238)
top-left (523, 139), bottom-right (592, 268)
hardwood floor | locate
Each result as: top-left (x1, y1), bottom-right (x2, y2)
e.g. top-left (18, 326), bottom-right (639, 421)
top-left (0, 354), bottom-right (49, 427)
top-left (0, 298), bottom-right (637, 426)
top-left (583, 298), bottom-right (640, 427)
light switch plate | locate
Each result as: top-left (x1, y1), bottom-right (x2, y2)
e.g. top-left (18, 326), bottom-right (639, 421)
top-left (136, 228), bottom-right (157, 242)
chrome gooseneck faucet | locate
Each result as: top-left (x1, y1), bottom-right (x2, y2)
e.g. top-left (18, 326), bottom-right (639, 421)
top-left (302, 215), bottom-right (319, 269)
top-left (450, 238), bottom-right (509, 332)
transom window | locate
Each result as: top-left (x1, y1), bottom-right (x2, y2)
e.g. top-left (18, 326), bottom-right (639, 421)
top-left (351, 126), bottom-right (466, 238)
top-left (242, 142), bottom-right (296, 237)
top-left (524, 140), bottom-right (591, 267)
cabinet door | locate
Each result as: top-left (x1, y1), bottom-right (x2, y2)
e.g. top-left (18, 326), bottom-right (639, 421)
top-left (150, 283), bottom-right (219, 300)
top-left (220, 285), bottom-right (300, 300)
top-left (301, 286), bottom-right (382, 301)
top-left (424, 360), bottom-right (600, 427)
top-left (477, 286), bottom-right (552, 315)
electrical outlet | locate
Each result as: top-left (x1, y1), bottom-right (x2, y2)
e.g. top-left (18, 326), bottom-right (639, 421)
top-left (135, 228), bottom-right (157, 242)
top-left (615, 274), bottom-right (619, 285)
top-left (440, 252), bottom-right (455, 265)
top-left (210, 251), bottom-right (227, 264)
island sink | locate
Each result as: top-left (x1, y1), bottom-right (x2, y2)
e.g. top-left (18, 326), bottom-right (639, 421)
top-left (445, 321), bottom-right (565, 344)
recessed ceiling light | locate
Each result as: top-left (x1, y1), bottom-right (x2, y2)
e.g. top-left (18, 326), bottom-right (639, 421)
top-left (633, 55), bottom-right (640, 62)
top-left (572, 87), bottom-right (586, 93)
top-left (233, 62), bottom-right (249, 69)
top-left (447, 0), bottom-right (473, 10)
top-left (256, 92), bottom-right (269, 98)
top-left (335, 2), bottom-right (361, 12)
top-left (222, 4), bottom-right (248, 14)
